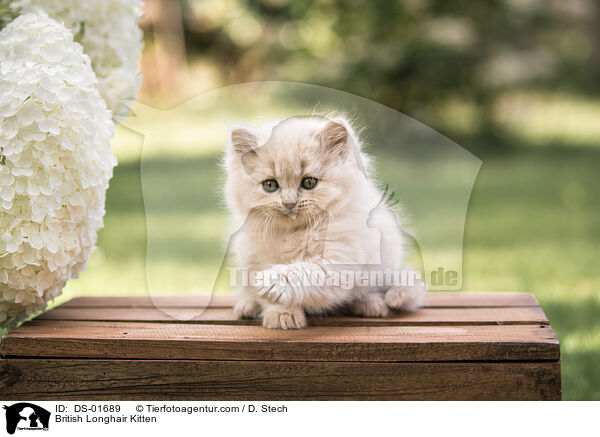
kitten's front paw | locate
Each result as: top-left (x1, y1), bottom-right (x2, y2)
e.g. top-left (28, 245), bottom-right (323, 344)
top-left (233, 296), bottom-right (261, 319)
top-left (262, 305), bottom-right (307, 330)
top-left (349, 294), bottom-right (390, 317)
top-left (384, 283), bottom-right (426, 312)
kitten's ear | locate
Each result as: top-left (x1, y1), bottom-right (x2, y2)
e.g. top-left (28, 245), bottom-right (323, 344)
top-left (229, 126), bottom-right (258, 155)
top-left (318, 121), bottom-right (349, 160)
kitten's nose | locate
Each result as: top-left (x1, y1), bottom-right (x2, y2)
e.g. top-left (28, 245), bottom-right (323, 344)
top-left (283, 201), bottom-right (298, 210)
top-left (281, 188), bottom-right (298, 210)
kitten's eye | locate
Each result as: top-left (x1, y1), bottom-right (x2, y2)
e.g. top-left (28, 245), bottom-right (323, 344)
top-left (262, 179), bottom-right (279, 193)
top-left (301, 177), bottom-right (318, 190)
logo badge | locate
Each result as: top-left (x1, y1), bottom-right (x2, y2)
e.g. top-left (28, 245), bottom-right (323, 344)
top-left (3, 403), bottom-right (50, 435)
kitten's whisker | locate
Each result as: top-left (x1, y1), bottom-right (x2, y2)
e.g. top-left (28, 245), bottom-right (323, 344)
top-left (266, 210), bottom-right (277, 241)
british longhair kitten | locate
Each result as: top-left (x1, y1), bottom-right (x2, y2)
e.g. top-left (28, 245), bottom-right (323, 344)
top-left (224, 116), bottom-right (425, 329)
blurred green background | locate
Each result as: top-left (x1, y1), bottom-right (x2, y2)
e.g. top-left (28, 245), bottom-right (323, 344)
top-left (55, 0), bottom-right (599, 399)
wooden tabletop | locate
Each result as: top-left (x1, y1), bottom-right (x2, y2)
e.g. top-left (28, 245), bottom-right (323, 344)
top-left (0, 292), bottom-right (561, 400)
top-left (1, 292), bottom-right (559, 362)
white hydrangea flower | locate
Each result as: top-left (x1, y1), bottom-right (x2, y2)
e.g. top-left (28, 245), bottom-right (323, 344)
top-left (13, 0), bottom-right (144, 118)
top-left (0, 12), bottom-right (116, 330)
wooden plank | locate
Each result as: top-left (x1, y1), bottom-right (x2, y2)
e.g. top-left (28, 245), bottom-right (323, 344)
top-left (0, 321), bottom-right (560, 362)
top-left (37, 306), bottom-right (549, 326)
top-left (0, 358), bottom-right (561, 401)
top-left (60, 292), bottom-right (540, 309)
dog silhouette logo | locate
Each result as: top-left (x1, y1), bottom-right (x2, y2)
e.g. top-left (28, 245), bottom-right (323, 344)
top-left (3, 403), bottom-right (50, 434)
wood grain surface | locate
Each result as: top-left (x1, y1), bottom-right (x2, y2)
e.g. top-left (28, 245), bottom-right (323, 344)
top-left (1, 321), bottom-right (559, 361)
top-left (0, 292), bottom-right (561, 400)
top-left (37, 306), bottom-right (550, 325)
top-left (0, 358), bottom-right (561, 401)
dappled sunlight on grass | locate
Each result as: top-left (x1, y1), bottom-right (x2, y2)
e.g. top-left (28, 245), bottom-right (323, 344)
top-left (113, 90), bottom-right (309, 163)
top-left (495, 92), bottom-right (600, 148)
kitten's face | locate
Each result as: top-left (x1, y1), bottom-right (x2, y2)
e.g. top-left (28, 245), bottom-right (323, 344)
top-left (226, 117), bottom-right (359, 229)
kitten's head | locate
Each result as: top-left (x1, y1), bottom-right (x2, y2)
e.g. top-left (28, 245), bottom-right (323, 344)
top-left (225, 116), bottom-right (367, 229)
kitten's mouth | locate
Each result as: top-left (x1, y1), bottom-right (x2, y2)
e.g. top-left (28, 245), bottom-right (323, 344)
top-left (282, 209), bottom-right (299, 219)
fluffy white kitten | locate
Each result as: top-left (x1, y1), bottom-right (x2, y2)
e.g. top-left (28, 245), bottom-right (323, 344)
top-left (224, 116), bottom-right (425, 329)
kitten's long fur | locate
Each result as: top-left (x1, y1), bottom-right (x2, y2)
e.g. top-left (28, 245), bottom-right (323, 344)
top-left (224, 116), bottom-right (425, 329)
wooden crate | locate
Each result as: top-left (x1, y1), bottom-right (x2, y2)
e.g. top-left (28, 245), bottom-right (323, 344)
top-left (0, 292), bottom-right (560, 400)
